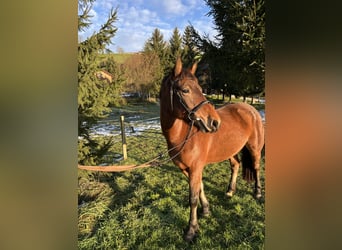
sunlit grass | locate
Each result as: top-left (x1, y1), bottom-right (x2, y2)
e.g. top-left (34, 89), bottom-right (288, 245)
top-left (78, 102), bottom-right (265, 249)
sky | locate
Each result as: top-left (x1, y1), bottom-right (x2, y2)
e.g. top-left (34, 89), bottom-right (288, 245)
top-left (79, 0), bottom-right (217, 53)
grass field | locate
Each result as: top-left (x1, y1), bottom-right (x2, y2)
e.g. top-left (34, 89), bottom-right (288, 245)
top-left (98, 52), bottom-right (135, 64)
top-left (78, 101), bottom-right (265, 249)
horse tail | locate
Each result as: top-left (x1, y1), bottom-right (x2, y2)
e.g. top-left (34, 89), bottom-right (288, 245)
top-left (241, 146), bottom-right (255, 183)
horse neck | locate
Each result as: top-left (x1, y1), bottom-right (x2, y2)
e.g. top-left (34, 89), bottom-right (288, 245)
top-left (161, 114), bottom-right (191, 146)
top-left (160, 89), bottom-right (192, 146)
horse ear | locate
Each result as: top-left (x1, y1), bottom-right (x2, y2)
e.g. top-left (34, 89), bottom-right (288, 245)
top-left (174, 57), bottom-right (182, 76)
top-left (190, 62), bottom-right (198, 75)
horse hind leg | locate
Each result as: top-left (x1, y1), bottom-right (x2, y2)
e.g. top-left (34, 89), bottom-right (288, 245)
top-left (252, 151), bottom-right (262, 199)
top-left (226, 155), bottom-right (240, 198)
top-left (241, 146), bottom-right (262, 199)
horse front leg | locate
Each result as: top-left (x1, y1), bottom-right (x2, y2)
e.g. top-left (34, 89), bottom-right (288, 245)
top-left (183, 169), bottom-right (209, 216)
top-left (184, 169), bottom-right (202, 242)
top-left (200, 181), bottom-right (210, 216)
top-left (226, 155), bottom-right (240, 198)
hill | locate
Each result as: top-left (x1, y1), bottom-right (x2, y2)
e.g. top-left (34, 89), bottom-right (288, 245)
top-left (98, 52), bottom-right (137, 64)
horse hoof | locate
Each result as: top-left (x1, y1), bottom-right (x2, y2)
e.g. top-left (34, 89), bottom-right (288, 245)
top-left (184, 229), bottom-right (198, 242)
top-left (184, 225), bottom-right (199, 242)
top-left (184, 232), bottom-right (195, 242)
top-left (255, 193), bottom-right (262, 199)
top-left (226, 191), bottom-right (234, 198)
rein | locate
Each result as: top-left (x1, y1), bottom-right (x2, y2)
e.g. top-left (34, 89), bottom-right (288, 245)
top-left (78, 121), bottom-right (196, 172)
top-left (78, 76), bottom-right (208, 173)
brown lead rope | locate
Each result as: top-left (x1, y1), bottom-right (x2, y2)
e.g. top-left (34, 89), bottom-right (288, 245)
top-left (78, 121), bottom-right (196, 172)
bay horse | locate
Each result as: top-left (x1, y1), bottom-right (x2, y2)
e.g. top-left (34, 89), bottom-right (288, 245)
top-left (159, 58), bottom-right (264, 242)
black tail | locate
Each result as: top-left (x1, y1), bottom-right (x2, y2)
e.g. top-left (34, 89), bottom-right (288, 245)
top-left (241, 146), bottom-right (255, 182)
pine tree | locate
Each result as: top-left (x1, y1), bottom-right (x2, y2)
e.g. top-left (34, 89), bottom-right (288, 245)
top-left (237, 0), bottom-right (265, 99)
top-left (182, 25), bottom-right (201, 67)
top-left (194, 0), bottom-right (265, 100)
top-left (169, 27), bottom-right (183, 64)
top-left (143, 28), bottom-right (170, 96)
top-left (143, 28), bottom-right (172, 71)
top-left (78, 0), bottom-right (122, 164)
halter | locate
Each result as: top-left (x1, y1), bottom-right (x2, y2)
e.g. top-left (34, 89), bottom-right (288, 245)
top-left (170, 79), bottom-right (211, 122)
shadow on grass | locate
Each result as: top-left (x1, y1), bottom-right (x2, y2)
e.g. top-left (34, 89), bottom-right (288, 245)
top-left (79, 163), bottom-right (188, 240)
top-left (78, 136), bottom-right (265, 249)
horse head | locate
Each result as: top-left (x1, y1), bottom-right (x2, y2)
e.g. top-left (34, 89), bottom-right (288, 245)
top-left (164, 58), bottom-right (221, 133)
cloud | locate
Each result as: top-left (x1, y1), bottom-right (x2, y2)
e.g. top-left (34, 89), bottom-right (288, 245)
top-left (161, 0), bottom-right (186, 15)
top-left (109, 4), bottom-right (168, 52)
top-left (158, 0), bottom-right (206, 16)
top-left (79, 0), bottom-right (215, 52)
top-left (191, 18), bottom-right (218, 40)
top-left (121, 6), bottom-right (159, 25)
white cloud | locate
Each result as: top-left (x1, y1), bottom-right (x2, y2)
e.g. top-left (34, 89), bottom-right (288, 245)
top-left (111, 30), bottom-right (148, 52)
top-left (161, 0), bottom-right (186, 15)
top-left (121, 6), bottom-right (158, 25)
top-left (191, 19), bottom-right (217, 39)
top-left (109, 5), bottom-right (168, 52)
top-left (79, 0), bottom-right (215, 52)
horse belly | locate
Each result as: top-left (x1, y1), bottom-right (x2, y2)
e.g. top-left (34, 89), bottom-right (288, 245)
top-left (206, 131), bottom-right (248, 164)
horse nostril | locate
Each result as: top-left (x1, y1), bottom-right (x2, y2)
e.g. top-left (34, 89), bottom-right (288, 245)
top-left (212, 119), bottom-right (220, 131)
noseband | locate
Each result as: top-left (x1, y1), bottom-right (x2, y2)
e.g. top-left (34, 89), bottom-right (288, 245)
top-left (170, 79), bottom-right (211, 122)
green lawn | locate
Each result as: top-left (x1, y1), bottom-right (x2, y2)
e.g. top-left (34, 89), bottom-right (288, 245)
top-left (78, 102), bottom-right (265, 249)
top-left (98, 52), bottom-right (134, 64)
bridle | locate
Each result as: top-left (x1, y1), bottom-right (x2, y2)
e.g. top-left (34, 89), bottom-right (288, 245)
top-left (78, 76), bottom-right (211, 172)
top-left (170, 79), bottom-right (211, 122)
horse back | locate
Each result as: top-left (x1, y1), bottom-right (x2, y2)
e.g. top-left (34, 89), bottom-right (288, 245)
top-left (213, 102), bottom-right (264, 152)
top-left (217, 102), bottom-right (262, 127)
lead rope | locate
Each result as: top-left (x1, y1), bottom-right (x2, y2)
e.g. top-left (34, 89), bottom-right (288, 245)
top-left (157, 120), bottom-right (195, 165)
top-left (78, 121), bottom-right (196, 172)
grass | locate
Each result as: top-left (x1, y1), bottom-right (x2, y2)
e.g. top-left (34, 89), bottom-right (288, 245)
top-left (78, 101), bottom-right (265, 249)
top-left (111, 53), bottom-right (134, 64)
top-left (98, 52), bottom-right (135, 64)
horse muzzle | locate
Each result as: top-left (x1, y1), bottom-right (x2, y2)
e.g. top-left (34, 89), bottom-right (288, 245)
top-left (194, 115), bottom-right (221, 133)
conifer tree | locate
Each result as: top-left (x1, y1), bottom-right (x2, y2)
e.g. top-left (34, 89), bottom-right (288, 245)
top-left (144, 28), bottom-right (172, 71)
top-left (169, 27), bottom-right (183, 64)
top-left (142, 28), bottom-right (170, 97)
top-left (182, 25), bottom-right (201, 67)
top-left (193, 0), bottom-right (265, 100)
top-left (78, 0), bottom-right (122, 164)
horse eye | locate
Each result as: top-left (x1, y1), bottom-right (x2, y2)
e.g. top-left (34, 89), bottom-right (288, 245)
top-left (182, 89), bottom-right (190, 94)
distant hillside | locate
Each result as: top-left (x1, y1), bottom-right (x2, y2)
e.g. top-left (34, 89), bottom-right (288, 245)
top-left (98, 52), bottom-right (138, 64)
top-left (112, 53), bottom-right (136, 63)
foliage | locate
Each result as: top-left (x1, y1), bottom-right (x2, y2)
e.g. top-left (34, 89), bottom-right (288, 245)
top-left (132, 26), bottom-right (204, 98)
top-left (78, 102), bottom-right (265, 249)
top-left (78, 0), bottom-right (124, 164)
top-left (122, 52), bottom-right (163, 99)
top-left (142, 28), bottom-right (172, 97)
top-left (169, 27), bottom-right (183, 65)
top-left (193, 0), bottom-right (265, 99)
top-left (143, 28), bottom-right (171, 71)
top-left (182, 25), bottom-right (202, 68)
